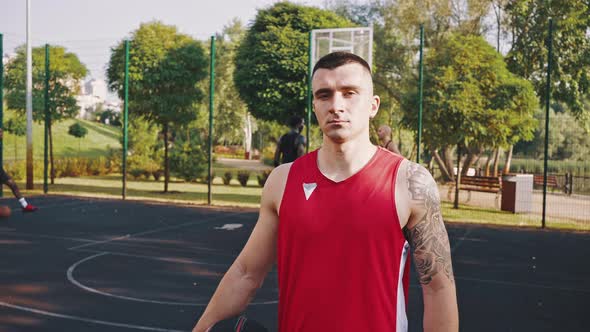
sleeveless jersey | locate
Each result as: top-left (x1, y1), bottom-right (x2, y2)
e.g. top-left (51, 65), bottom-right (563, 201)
top-left (277, 148), bottom-right (410, 332)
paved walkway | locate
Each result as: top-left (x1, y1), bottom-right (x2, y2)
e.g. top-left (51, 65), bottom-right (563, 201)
top-left (442, 184), bottom-right (590, 222)
top-left (217, 158), bottom-right (273, 172)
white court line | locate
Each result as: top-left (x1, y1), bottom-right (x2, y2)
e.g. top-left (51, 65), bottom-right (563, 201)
top-left (66, 252), bottom-right (278, 306)
top-left (68, 234), bottom-right (134, 251)
top-left (69, 212), bottom-right (240, 251)
top-left (91, 238), bottom-right (236, 257)
top-left (0, 301), bottom-right (187, 331)
top-left (450, 227), bottom-right (474, 254)
top-left (0, 231), bottom-right (97, 243)
top-left (74, 249), bottom-right (230, 267)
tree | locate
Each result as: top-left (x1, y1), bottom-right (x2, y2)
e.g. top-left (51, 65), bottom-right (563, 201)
top-left (124, 115), bottom-right (162, 180)
top-left (515, 107), bottom-right (590, 161)
top-left (4, 116), bottom-right (27, 161)
top-left (324, 0), bottom-right (498, 153)
top-left (107, 21), bottom-right (208, 192)
top-left (170, 127), bottom-right (208, 182)
top-left (194, 19), bottom-right (252, 150)
top-left (234, 2), bottom-right (352, 124)
top-left (402, 33), bottom-right (538, 181)
top-left (4, 45), bottom-right (88, 184)
top-left (68, 122), bottom-right (88, 154)
top-left (505, 0), bottom-right (590, 123)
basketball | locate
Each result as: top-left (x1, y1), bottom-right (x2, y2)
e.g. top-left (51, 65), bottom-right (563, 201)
top-left (0, 205), bottom-right (12, 218)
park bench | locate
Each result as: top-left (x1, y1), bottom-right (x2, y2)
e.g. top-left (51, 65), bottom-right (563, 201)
top-left (448, 175), bottom-right (502, 205)
top-left (533, 174), bottom-right (572, 194)
top-left (533, 174), bottom-right (560, 192)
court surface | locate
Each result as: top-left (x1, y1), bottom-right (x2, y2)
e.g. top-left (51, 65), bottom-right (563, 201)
top-left (1, 195), bottom-right (588, 331)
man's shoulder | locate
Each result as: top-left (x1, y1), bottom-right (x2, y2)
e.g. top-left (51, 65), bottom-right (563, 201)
top-left (296, 134), bottom-right (306, 144)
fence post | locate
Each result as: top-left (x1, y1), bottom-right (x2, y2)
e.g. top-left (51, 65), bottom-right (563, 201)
top-left (542, 18), bottom-right (553, 229)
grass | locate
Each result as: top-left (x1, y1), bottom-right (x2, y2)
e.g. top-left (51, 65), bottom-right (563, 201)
top-left (12, 174), bottom-right (263, 208)
top-left (441, 202), bottom-right (590, 231)
top-left (8, 173), bottom-right (588, 231)
top-left (2, 118), bottom-right (121, 161)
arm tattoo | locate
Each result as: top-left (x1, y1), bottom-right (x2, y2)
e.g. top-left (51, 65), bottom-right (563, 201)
top-left (403, 163), bottom-right (454, 285)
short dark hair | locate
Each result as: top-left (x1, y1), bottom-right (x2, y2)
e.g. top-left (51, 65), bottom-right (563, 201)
top-left (288, 115), bottom-right (304, 128)
top-left (312, 51), bottom-right (372, 77)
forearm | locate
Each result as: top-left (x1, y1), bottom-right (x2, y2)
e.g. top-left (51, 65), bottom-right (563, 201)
top-left (193, 261), bottom-right (262, 332)
top-left (423, 284), bottom-right (458, 332)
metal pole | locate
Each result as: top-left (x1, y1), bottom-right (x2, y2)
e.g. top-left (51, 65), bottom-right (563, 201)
top-left (122, 40), bottom-right (130, 200)
top-left (306, 31), bottom-right (312, 154)
top-left (25, 0), bottom-right (34, 189)
top-left (44, 44), bottom-right (49, 194)
top-left (417, 24), bottom-right (424, 164)
top-left (542, 19), bottom-right (553, 229)
top-left (208, 36), bottom-right (215, 205)
top-left (454, 144), bottom-right (461, 209)
top-left (0, 34), bottom-right (3, 198)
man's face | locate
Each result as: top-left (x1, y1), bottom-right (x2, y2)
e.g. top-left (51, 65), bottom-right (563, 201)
top-left (297, 120), bottom-right (305, 133)
top-left (312, 63), bottom-right (379, 143)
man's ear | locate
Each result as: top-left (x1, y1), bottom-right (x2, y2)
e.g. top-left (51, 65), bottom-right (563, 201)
top-left (369, 95), bottom-right (380, 119)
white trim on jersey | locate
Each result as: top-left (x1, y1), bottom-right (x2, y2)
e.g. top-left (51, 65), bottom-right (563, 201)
top-left (396, 241), bottom-right (410, 332)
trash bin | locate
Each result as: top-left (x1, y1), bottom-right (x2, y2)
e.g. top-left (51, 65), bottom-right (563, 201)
top-left (501, 174), bottom-right (533, 213)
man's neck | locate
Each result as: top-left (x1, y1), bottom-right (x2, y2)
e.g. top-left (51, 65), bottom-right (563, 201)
top-left (317, 138), bottom-right (378, 182)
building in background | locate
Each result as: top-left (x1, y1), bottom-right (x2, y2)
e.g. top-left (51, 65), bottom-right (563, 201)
top-left (76, 78), bottom-right (120, 120)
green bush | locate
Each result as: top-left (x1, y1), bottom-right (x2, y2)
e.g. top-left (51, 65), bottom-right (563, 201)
top-left (129, 168), bottom-right (145, 180)
top-left (152, 169), bottom-right (164, 181)
top-left (223, 172), bottom-right (233, 185)
top-left (170, 141), bottom-right (207, 182)
top-left (508, 159), bottom-right (590, 176)
top-left (3, 157), bottom-right (116, 180)
top-left (88, 157), bottom-right (109, 176)
top-left (237, 170), bottom-right (250, 187)
top-left (257, 170), bottom-right (271, 187)
top-left (106, 147), bottom-right (122, 173)
top-left (3, 161), bottom-right (25, 181)
top-left (53, 158), bottom-right (89, 177)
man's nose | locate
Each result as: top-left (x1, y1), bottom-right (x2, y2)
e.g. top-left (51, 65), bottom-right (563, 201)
top-left (329, 93), bottom-right (345, 113)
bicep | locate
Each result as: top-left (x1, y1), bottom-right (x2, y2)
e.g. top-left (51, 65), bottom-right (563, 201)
top-left (235, 207), bottom-right (278, 281)
top-left (403, 163), bottom-right (454, 290)
top-left (234, 165), bottom-right (288, 280)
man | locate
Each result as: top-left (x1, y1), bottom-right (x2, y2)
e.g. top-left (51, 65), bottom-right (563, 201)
top-left (193, 52), bottom-right (458, 332)
top-left (0, 128), bottom-right (38, 212)
top-left (378, 124), bottom-right (401, 155)
top-left (273, 116), bottom-right (306, 166)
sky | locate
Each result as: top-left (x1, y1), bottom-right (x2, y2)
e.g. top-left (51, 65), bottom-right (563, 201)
top-left (1, 0), bottom-right (326, 87)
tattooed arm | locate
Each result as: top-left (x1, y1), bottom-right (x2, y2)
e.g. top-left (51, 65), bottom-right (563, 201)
top-left (399, 161), bottom-right (458, 332)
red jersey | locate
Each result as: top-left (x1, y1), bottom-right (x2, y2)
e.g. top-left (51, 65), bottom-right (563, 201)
top-left (277, 148), bottom-right (410, 332)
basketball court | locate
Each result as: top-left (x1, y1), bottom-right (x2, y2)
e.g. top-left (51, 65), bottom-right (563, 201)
top-left (0, 195), bottom-right (588, 331)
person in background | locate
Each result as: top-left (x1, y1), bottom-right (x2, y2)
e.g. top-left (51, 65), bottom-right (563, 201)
top-left (273, 116), bottom-right (306, 166)
top-left (377, 124), bottom-right (401, 155)
top-left (0, 128), bottom-right (38, 212)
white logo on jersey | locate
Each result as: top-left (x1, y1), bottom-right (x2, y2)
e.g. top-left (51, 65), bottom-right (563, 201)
top-left (303, 183), bottom-right (317, 200)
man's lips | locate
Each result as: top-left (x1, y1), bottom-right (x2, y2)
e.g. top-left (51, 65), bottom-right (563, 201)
top-left (328, 119), bottom-right (348, 124)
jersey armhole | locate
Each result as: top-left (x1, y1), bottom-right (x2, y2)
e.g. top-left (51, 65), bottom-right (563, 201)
top-left (391, 157), bottom-right (407, 238)
top-left (277, 163), bottom-right (295, 218)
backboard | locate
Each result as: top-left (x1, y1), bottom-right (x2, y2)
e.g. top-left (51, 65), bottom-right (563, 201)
top-left (310, 27), bottom-right (373, 70)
